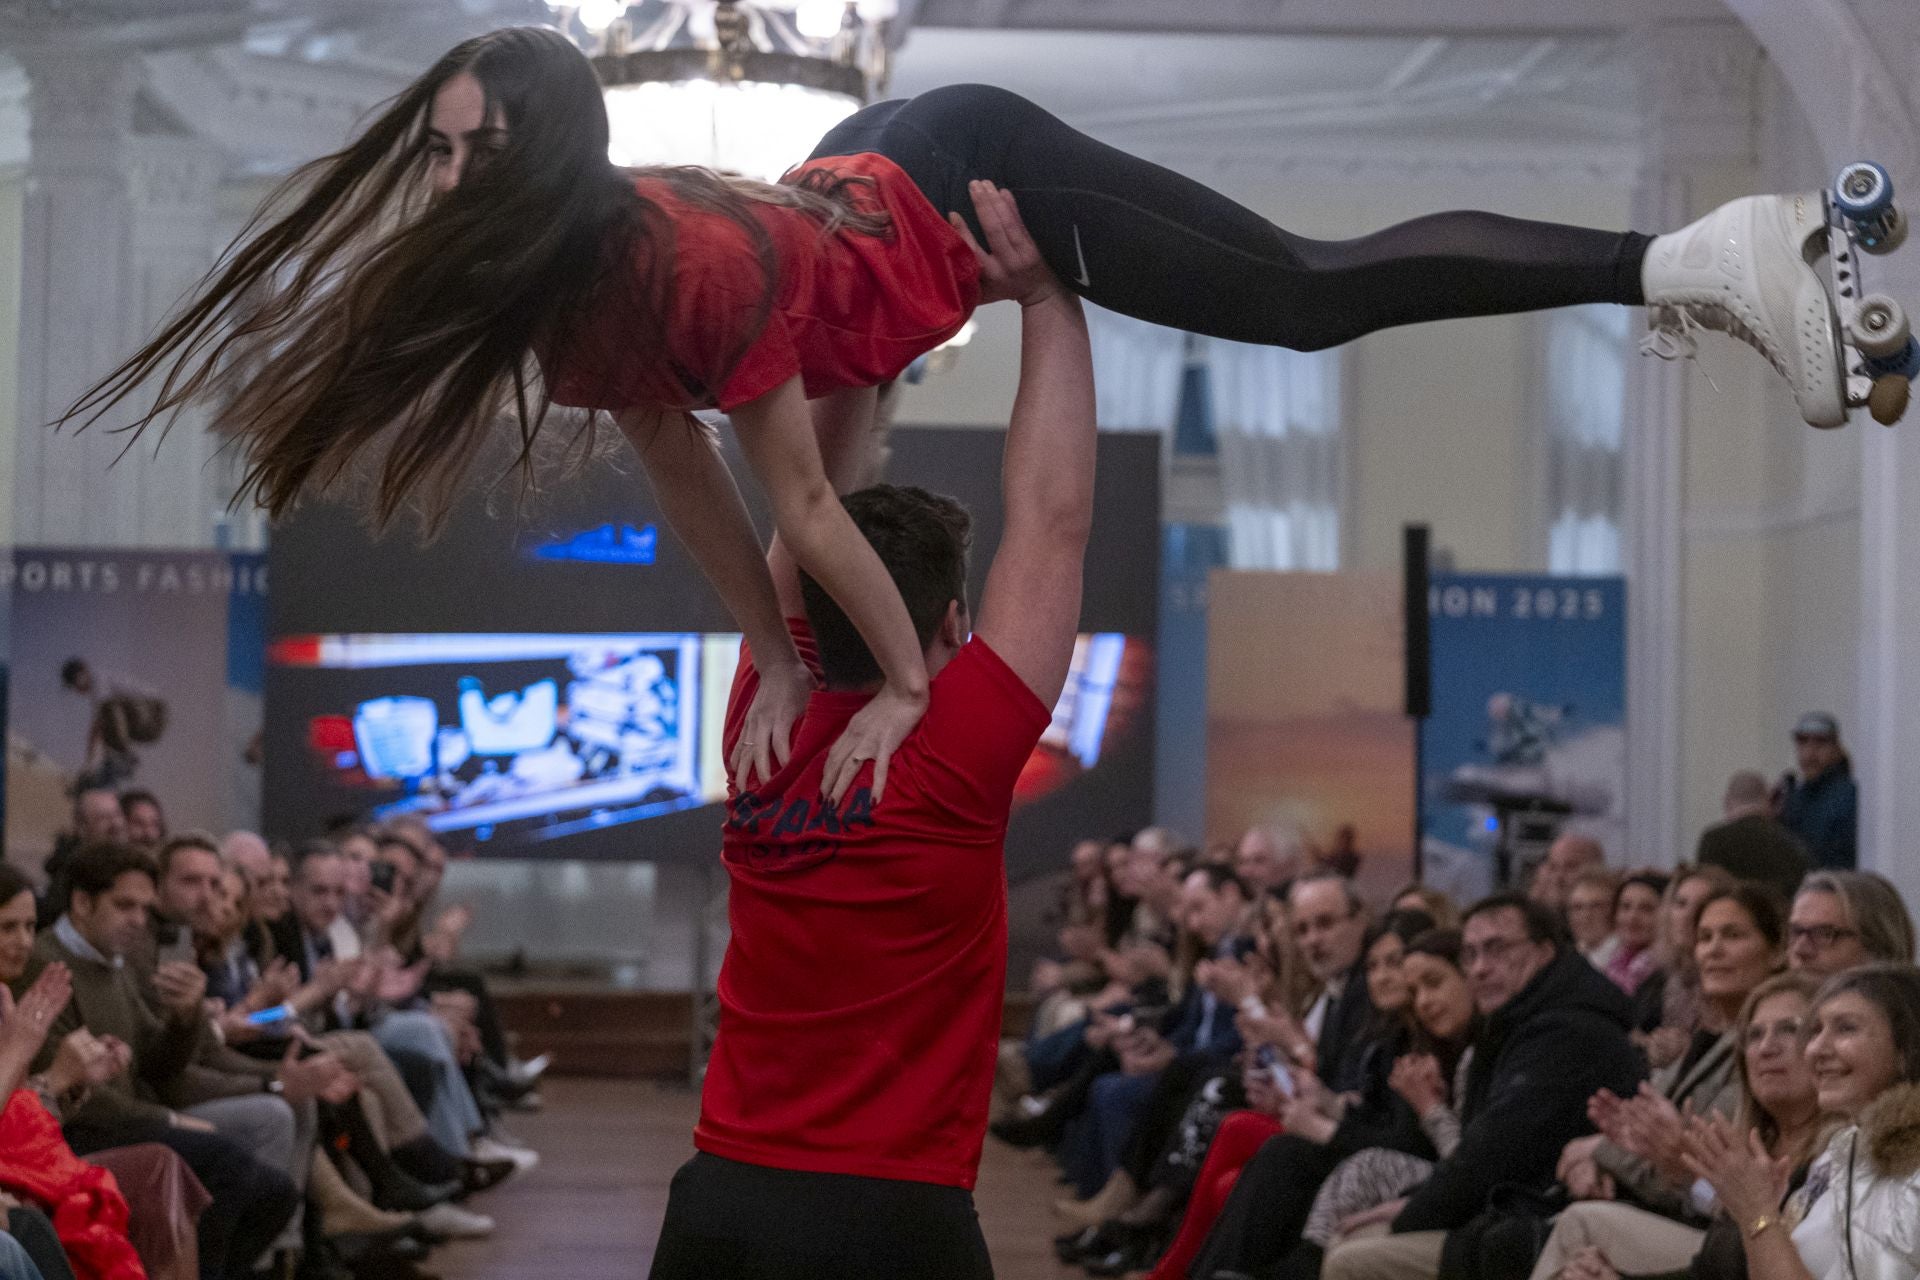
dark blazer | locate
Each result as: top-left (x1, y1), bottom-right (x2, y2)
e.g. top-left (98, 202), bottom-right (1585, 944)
top-left (1316, 955), bottom-right (1378, 1095)
top-left (1161, 934), bottom-right (1252, 1061)
top-left (1696, 812), bottom-right (1811, 899)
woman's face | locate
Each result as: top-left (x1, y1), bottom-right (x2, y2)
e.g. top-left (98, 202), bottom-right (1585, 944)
top-left (1743, 991), bottom-right (1816, 1121)
top-left (1669, 874), bottom-right (1715, 955)
top-left (1364, 933), bottom-right (1410, 1014)
top-left (338, 833), bottom-right (376, 900)
top-left (1404, 952), bottom-right (1474, 1043)
top-left (425, 71), bottom-right (506, 196)
top-left (1613, 883), bottom-right (1661, 952)
top-left (0, 891), bottom-right (35, 984)
top-left (1695, 899), bottom-right (1779, 1002)
top-left (1807, 991), bottom-right (1905, 1117)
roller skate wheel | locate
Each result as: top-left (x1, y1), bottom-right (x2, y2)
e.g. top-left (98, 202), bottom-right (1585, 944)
top-left (1861, 205), bottom-right (1907, 255)
top-left (1868, 374), bottom-right (1910, 426)
top-left (1853, 294), bottom-right (1911, 359)
top-left (1836, 162), bottom-right (1895, 220)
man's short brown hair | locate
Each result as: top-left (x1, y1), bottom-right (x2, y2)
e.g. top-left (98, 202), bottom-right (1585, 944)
top-left (799, 485), bottom-right (972, 689)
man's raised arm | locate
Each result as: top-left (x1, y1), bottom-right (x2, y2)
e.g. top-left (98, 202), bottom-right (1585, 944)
top-left (964, 183), bottom-right (1097, 709)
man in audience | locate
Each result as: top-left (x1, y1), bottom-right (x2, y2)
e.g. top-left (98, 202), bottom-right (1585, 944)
top-left (1525, 833), bottom-right (1605, 914)
top-left (120, 789), bottom-right (166, 849)
top-left (1291, 873), bottom-right (1375, 1089)
top-left (1233, 826), bottom-right (1299, 895)
top-left (1322, 893), bottom-right (1644, 1280)
top-left (1777, 711), bottom-right (1858, 870)
top-left (22, 841), bottom-right (300, 1280)
top-left (1056, 866), bottom-right (1253, 1216)
top-left (647, 194), bottom-right (1095, 1278)
top-left (1697, 768), bottom-right (1810, 898)
top-left (39, 785), bottom-right (130, 925)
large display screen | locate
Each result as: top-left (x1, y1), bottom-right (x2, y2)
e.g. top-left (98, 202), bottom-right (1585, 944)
top-left (266, 429), bottom-right (1160, 872)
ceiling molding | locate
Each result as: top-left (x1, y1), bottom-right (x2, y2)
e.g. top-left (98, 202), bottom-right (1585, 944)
top-left (911, 0), bottom-right (1731, 36)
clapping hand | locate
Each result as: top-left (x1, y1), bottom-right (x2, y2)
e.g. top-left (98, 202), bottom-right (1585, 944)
top-left (47, 1028), bottom-right (121, 1096)
top-left (0, 964), bottom-right (73, 1060)
top-left (1680, 1113), bottom-right (1789, 1225)
top-left (1389, 1053), bottom-right (1447, 1115)
top-left (150, 962), bottom-right (208, 1021)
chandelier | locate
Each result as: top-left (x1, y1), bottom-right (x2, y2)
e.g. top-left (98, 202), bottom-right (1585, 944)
top-left (543, 0), bottom-right (897, 182)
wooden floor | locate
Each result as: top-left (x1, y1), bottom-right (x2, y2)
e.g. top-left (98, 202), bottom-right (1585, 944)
top-left (437, 1076), bottom-right (1074, 1279)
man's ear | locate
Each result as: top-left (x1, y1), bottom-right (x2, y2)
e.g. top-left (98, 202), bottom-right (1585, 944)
top-left (940, 599), bottom-right (967, 650)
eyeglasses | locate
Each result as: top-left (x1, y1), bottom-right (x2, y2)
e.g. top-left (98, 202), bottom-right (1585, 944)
top-left (1461, 936), bottom-right (1527, 967)
top-left (1788, 924), bottom-right (1859, 949)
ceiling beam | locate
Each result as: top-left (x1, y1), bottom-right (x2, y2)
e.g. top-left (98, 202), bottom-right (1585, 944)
top-left (911, 0), bottom-right (1731, 37)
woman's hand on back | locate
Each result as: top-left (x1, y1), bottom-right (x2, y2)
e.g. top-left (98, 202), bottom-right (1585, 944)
top-left (732, 657), bottom-right (815, 791)
top-left (822, 680), bottom-right (929, 806)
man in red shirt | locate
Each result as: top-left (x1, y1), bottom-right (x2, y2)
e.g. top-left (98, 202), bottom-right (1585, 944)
top-left (647, 185), bottom-right (1095, 1279)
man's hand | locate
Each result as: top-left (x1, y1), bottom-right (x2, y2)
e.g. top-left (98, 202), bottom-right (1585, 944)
top-left (1198, 956), bottom-right (1260, 1006)
top-left (151, 962), bottom-right (207, 1020)
top-left (947, 181), bottom-right (1063, 309)
top-left (252, 958), bottom-right (300, 1010)
top-left (1388, 1053), bottom-right (1447, 1115)
top-left (1281, 1092), bottom-right (1339, 1145)
top-left (1336, 1198), bottom-right (1408, 1237)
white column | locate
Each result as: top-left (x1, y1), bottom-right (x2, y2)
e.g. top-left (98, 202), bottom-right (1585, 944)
top-left (1620, 23), bottom-right (1758, 868)
top-left (13, 52), bottom-right (228, 551)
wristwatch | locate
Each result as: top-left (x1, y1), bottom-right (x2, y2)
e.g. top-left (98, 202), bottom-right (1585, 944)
top-left (263, 1077), bottom-right (285, 1096)
top-left (1745, 1213), bottom-right (1777, 1240)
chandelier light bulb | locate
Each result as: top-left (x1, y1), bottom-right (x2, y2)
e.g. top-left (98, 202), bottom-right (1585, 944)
top-left (794, 0), bottom-right (845, 40)
top-left (577, 0), bottom-right (625, 32)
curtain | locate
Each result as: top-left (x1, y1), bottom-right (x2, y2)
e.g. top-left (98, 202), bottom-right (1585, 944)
top-left (1205, 338), bottom-right (1344, 571)
top-left (1087, 304), bottom-right (1186, 432)
top-left (1542, 306), bottom-right (1629, 574)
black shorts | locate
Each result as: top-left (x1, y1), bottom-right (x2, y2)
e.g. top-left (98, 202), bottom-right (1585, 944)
top-left (647, 1151), bottom-right (994, 1280)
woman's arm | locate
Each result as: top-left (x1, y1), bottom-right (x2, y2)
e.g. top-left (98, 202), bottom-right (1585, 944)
top-left (620, 405), bottom-right (815, 789)
top-left (728, 377), bottom-right (931, 804)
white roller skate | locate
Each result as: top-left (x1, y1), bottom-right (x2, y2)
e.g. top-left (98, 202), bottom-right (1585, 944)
top-left (1640, 192), bottom-right (1846, 428)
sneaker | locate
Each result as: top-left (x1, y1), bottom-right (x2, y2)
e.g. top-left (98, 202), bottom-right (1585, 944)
top-left (1640, 192), bottom-right (1845, 428)
top-left (507, 1053), bottom-right (551, 1087)
top-left (418, 1202), bottom-right (495, 1239)
top-left (470, 1135), bottom-right (539, 1174)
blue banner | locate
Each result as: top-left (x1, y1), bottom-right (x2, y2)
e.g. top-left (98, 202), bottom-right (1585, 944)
top-left (1420, 574), bottom-right (1626, 899)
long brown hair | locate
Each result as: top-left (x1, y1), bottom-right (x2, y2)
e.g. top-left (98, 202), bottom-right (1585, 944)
top-left (59, 25), bottom-right (889, 532)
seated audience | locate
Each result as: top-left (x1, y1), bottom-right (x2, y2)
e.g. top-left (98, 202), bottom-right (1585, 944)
top-left (16, 843), bottom-right (299, 1280)
top-left (1528, 835), bottom-right (1607, 916)
top-left (1696, 771), bottom-right (1810, 901)
top-left (40, 790), bottom-right (130, 929)
top-left (1530, 970), bottom-right (1827, 1280)
top-left (1785, 870), bottom-right (1916, 979)
top-left (119, 793), bottom-right (166, 853)
top-left (1393, 885), bottom-right (1463, 932)
top-left (1234, 828), bottom-right (1302, 897)
top-left (1569, 870), bottom-right (1625, 969)
top-left (1637, 866), bottom-right (1737, 1060)
top-left (1602, 872), bottom-right (1667, 998)
top-left (1687, 964), bottom-right (1920, 1280)
top-left (1318, 894), bottom-right (1645, 1280)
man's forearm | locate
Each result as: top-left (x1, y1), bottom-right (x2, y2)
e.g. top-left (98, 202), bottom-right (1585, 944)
top-left (1003, 295), bottom-right (1096, 540)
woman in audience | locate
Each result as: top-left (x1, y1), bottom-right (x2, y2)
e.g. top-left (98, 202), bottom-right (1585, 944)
top-left (1786, 871), bottom-right (1916, 979)
top-left (1531, 970), bottom-right (1827, 1280)
top-left (238, 849), bottom-right (292, 968)
top-left (1556, 885), bottom-right (1784, 1232)
top-left (1686, 964), bottom-right (1920, 1280)
top-left (1604, 872), bottom-right (1670, 999)
top-left (1638, 866), bottom-right (1737, 1063)
top-left (1289, 929), bottom-right (1482, 1270)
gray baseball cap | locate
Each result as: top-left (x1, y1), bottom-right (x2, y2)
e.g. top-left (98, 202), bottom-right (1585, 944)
top-left (1793, 712), bottom-right (1841, 740)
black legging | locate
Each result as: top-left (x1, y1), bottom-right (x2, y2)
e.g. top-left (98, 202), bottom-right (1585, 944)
top-left (648, 1152), bottom-right (992, 1280)
top-left (809, 84), bottom-right (1650, 351)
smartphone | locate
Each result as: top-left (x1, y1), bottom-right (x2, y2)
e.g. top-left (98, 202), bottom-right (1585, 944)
top-left (154, 925), bottom-right (195, 967)
top-left (1254, 1043), bottom-right (1296, 1097)
top-left (369, 861), bottom-right (397, 895)
top-left (245, 1004), bottom-right (296, 1027)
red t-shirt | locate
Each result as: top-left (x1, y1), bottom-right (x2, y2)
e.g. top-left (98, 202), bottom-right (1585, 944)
top-left (695, 621), bottom-right (1050, 1189)
top-left (549, 153), bottom-right (981, 412)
